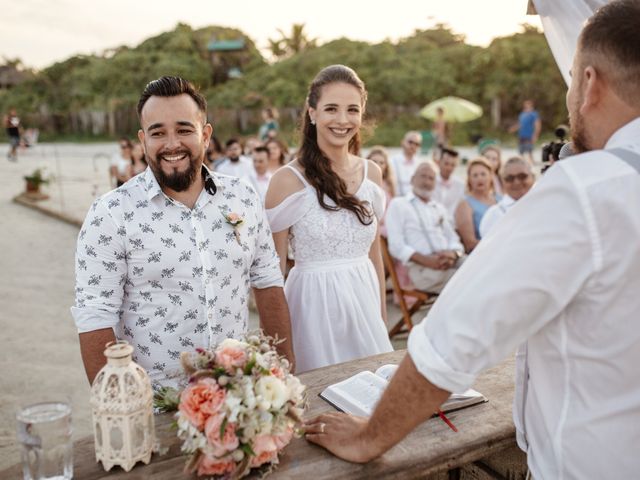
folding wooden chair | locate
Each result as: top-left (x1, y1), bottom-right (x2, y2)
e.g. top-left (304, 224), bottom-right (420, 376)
top-left (380, 236), bottom-right (436, 337)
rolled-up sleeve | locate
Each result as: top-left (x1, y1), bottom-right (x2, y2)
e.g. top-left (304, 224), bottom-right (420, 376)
top-left (71, 198), bottom-right (126, 333)
top-left (250, 202), bottom-right (284, 289)
top-left (408, 165), bottom-right (595, 393)
top-left (385, 199), bottom-right (415, 264)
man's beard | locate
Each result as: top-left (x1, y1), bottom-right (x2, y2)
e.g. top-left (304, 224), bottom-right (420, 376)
top-left (149, 149), bottom-right (202, 192)
top-left (570, 112), bottom-right (591, 154)
top-left (413, 186), bottom-right (433, 200)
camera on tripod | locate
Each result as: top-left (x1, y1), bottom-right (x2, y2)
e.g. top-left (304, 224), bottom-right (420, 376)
top-left (541, 125), bottom-right (569, 164)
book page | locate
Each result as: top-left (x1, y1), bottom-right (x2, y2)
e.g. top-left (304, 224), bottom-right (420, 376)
top-left (319, 371), bottom-right (388, 416)
top-left (441, 389), bottom-right (487, 412)
top-left (374, 364), bottom-right (398, 381)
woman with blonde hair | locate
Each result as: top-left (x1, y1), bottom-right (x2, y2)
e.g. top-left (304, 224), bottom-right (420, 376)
top-left (481, 144), bottom-right (504, 196)
top-left (265, 65), bottom-right (392, 372)
top-left (455, 157), bottom-right (501, 252)
top-left (366, 146), bottom-right (396, 201)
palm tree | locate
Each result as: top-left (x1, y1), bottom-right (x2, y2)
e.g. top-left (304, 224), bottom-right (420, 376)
top-left (268, 23), bottom-right (317, 60)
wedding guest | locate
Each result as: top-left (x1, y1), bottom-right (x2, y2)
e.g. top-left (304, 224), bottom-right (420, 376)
top-left (249, 146), bottom-right (272, 202)
top-left (367, 146), bottom-right (396, 204)
top-left (216, 138), bottom-right (255, 182)
top-left (386, 162), bottom-right (464, 293)
top-left (432, 147), bottom-right (464, 220)
top-left (130, 141), bottom-right (148, 176)
top-left (510, 99), bottom-right (541, 166)
top-left (479, 157), bottom-right (535, 237)
top-left (244, 136), bottom-right (262, 156)
top-left (265, 64), bottom-right (393, 373)
top-left (431, 106), bottom-right (450, 155)
top-left (481, 144), bottom-right (504, 196)
top-left (306, 5), bottom-right (640, 478)
top-left (454, 157), bottom-right (500, 252)
top-left (72, 76), bottom-right (294, 388)
top-left (265, 137), bottom-right (289, 173)
top-left (258, 107), bottom-right (279, 141)
top-left (110, 138), bottom-right (133, 187)
top-left (4, 107), bottom-right (21, 162)
top-left (389, 131), bottom-right (423, 196)
top-left (205, 134), bottom-right (224, 169)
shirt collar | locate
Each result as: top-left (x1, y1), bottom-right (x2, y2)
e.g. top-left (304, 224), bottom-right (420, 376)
top-left (141, 164), bottom-right (224, 201)
top-left (605, 117), bottom-right (640, 149)
top-left (407, 191), bottom-right (434, 206)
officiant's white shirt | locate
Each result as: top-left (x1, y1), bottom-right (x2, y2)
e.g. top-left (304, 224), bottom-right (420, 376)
top-left (408, 118), bottom-right (640, 479)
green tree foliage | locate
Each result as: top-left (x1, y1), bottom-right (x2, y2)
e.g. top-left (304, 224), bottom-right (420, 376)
top-left (1, 23), bottom-right (567, 144)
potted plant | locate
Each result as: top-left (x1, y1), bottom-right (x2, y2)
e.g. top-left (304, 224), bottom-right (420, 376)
top-left (23, 167), bottom-right (51, 194)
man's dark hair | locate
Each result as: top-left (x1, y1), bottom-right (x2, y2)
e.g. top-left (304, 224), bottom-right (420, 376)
top-left (137, 76), bottom-right (207, 119)
top-left (440, 147), bottom-right (459, 159)
top-left (253, 146), bottom-right (269, 155)
top-left (579, 0), bottom-right (640, 106)
top-left (225, 138), bottom-right (241, 148)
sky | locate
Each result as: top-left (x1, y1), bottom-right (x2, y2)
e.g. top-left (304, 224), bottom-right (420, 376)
top-left (1, 0), bottom-right (542, 69)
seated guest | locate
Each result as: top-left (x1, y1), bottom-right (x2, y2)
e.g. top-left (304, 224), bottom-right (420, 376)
top-left (479, 156), bottom-right (535, 237)
top-left (366, 146), bottom-right (396, 222)
top-left (265, 138), bottom-right (289, 174)
top-left (216, 138), bottom-right (255, 182)
top-left (206, 135), bottom-right (224, 170)
top-left (249, 146), bottom-right (272, 202)
top-left (389, 131), bottom-right (423, 196)
top-left (386, 162), bottom-right (465, 293)
top-left (455, 157), bottom-right (500, 253)
top-left (481, 144), bottom-right (504, 196)
top-left (433, 147), bottom-right (464, 221)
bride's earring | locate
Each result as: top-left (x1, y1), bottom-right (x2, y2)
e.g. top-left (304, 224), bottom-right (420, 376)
top-left (310, 119), bottom-right (316, 125)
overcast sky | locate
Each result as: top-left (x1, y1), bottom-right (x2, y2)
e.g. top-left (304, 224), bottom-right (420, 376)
top-left (1, 0), bottom-right (541, 69)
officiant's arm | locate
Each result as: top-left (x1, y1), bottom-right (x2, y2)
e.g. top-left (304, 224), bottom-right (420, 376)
top-left (306, 354), bottom-right (449, 462)
top-left (254, 287), bottom-right (295, 372)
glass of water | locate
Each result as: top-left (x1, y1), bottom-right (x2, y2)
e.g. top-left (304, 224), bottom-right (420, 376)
top-left (16, 402), bottom-right (73, 480)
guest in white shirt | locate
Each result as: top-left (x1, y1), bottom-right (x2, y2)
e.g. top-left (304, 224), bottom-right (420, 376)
top-left (216, 138), bottom-right (255, 182)
top-left (386, 161), bottom-right (464, 293)
top-left (305, 4), bottom-right (640, 478)
top-left (479, 156), bottom-right (534, 237)
top-left (389, 131), bottom-right (423, 196)
top-left (249, 146), bottom-right (272, 202)
top-left (433, 147), bottom-right (464, 220)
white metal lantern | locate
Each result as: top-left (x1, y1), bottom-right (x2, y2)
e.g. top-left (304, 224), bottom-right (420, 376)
top-left (90, 340), bottom-right (155, 472)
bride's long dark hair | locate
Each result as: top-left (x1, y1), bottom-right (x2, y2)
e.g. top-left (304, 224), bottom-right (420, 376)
top-left (298, 65), bottom-right (373, 226)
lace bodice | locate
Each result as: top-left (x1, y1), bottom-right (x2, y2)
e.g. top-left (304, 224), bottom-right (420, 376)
top-left (266, 161), bottom-right (385, 263)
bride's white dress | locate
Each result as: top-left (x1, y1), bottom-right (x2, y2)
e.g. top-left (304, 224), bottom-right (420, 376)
top-left (266, 160), bottom-right (393, 372)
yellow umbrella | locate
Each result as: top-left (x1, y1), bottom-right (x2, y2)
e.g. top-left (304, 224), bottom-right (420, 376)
top-left (420, 96), bottom-right (483, 123)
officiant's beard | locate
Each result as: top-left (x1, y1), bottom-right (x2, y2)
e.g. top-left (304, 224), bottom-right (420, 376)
top-left (149, 149), bottom-right (203, 192)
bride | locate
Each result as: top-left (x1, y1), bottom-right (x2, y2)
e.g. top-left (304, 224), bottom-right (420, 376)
top-left (265, 65), bottom-right (393, 372)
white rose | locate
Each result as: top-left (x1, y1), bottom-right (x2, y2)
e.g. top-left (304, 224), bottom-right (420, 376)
top-left (255, 376), bottom-right (288, 410)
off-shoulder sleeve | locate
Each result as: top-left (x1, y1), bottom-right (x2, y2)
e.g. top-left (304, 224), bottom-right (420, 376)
top-left (265, 189), bottom-right (312, 233)
top-left (370, 182), bottom-right (386, 220)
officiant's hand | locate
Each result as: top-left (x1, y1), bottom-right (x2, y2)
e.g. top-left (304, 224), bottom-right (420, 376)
top-left (304, 413), bottom-right (381, 463)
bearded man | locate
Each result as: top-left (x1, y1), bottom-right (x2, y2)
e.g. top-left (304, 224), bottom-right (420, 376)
top-left (306, 2), bottom-right (640, 478)
top-left (385, 161), bottom-right (464, 293)
top-left (72, 77), bottom-right (294, 388)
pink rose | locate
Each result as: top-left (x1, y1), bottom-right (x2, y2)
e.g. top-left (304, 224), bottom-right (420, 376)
top-left (215, 339), bottom-right (248, 372)
top-left (250, 428), bottom-right (293, 468)
top-left (270, 366), bottom-right (285, 379)
top-left (179, 378), bottom-right (226, 431)
top-left (227, 212), bottom-right (241, 223)
top-left (197, 452), bottom-right (235, 477)
top-left (204, 413), bottom-right (239, 456)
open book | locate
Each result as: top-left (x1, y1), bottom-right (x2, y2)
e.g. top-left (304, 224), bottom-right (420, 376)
top-left (320, 364), bottom-right (487, 417)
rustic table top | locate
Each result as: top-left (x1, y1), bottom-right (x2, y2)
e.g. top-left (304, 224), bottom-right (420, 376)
top-left (2, 350), bottom-right (516, 479)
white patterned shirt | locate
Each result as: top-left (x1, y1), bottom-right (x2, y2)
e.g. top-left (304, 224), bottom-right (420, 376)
top-left (71, 166), bottom-right (283, 388)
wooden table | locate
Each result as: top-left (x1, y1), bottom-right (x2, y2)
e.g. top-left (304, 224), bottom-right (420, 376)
top-left (2, 350), bottom-right (516, 479)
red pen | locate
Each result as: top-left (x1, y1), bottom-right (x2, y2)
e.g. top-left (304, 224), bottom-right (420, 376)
top-left (437, 410), bottom-right (458, 432)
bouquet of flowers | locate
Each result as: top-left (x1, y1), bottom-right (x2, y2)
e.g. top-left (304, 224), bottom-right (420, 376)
top-left (157, 332), bottom-right (305, 478)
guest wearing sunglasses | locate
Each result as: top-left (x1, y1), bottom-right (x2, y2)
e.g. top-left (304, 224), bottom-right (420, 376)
top-left (389, 131), bottom-right (423, 196)
top-left (479, 156), bottom-right (534, 237)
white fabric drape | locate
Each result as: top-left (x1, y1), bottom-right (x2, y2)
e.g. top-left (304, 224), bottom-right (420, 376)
top-left (532, 0), bottom-right (609, 86)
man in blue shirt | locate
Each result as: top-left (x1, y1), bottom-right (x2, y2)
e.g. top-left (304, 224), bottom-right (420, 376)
top-left (510, 99), bottom-right (541, 165)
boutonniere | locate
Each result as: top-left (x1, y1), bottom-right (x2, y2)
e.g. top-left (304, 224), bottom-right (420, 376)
top-left (223, 211), bottom-right (244, 245)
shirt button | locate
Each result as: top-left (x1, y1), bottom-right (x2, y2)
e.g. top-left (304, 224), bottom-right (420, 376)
top-left (208, 313), bottom-right (213, 320)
